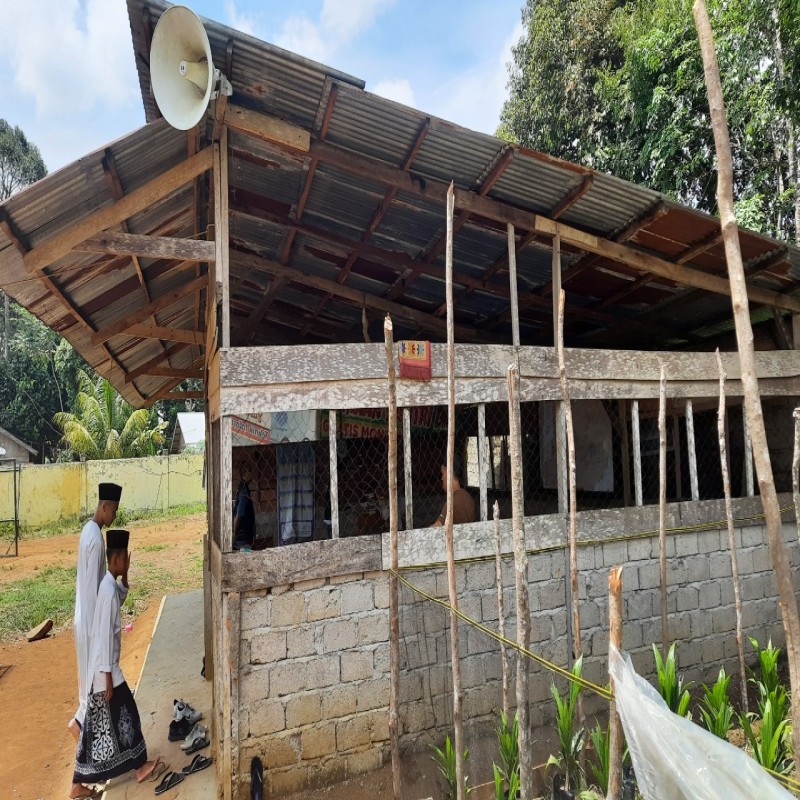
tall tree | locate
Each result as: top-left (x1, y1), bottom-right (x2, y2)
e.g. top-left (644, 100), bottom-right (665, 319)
top-left (0, 120), bottom-right (47, 356)
top-left (500, 0), bottom-right (800, 241)
top-left (54, 370), bottom-right (167, 460)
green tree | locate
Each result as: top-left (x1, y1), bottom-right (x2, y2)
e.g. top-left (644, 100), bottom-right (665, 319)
top-left (500, 0), bottom-right (800, 241)
top-left (54, 370), bottom-right (167, 460)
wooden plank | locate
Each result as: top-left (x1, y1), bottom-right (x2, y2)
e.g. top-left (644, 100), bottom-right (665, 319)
top-left (133, 366), bottom-right (202, 379)
top-left (215, 129), bottom-right (230, 348)
top-left (125, 342), bottom-right (190, 383)
top-left (686, 400), bottom-right (699, 501)
top-left (208, 348), bottom-right (221, 422)
top-left (618, 400), bottom-right (632, 507)
top-left (552, 232), bottom-right (561, 344)
top-left (123, 324), bottom-right (204, 345)
top-left (478, 403), bottom-right (488, 522)
top-left (230, 252), bottom-right (501, 344)
top-left (632, 400), bottom-right (643, 507)
top-left (402, 407), bottom-right (414, 529)
top-left (92, 274), bottom-right (208, 345)
top-left (507, 223), bottom-right (520, 347)
top-left (221, 416), bottom-right (233, 551)
top-left (221, 535), bottom-right (382, 591)
top-left (203, 535), bottom-right (214, 683)
top-left (76, 231), bottom-right (215, 262)
top-left (224, 104), bottom-right (311, 153)
top-left (743, 405), bottom-right (754, 497)
top-left (228, 591), bottom-right (240, 799)
top-left (329, 409), bottom-right (339, 539)
top-left (24, 148), bottom-right (213, 275)
top-left (672, 414), bottom-right (682, 501)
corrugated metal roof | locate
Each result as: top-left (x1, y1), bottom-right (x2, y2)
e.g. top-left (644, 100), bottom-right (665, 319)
top-left (0, 0), bottom-right (798, 407)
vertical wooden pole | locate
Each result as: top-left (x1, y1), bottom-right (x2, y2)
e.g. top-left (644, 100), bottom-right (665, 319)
top-left (221, 415), bottom-right (233, 552)
top-left (619, 400), bottom-right (632, 508)
top-left (552, 234), bottom-right (567, 515)
top-left (672, 414), bottom-right (682, 500)
top-left (214, 128), bottom-right (230, 348)
top-left (329, 410), bottom-right (340, 539)
top-left (508, 223), bottom-right (520, 348)
top-left (695, 5), bottom-right (800, 765)
top-left (716, 350), bottom-right (748, 713)
top-left (557, 291), bottom-right (583, 728)
top-left (444, 183), bottom-right (465, 800)
top-left (403, 407), bottom-right (414, 529)
top-left (507, 364), bottom-right (532, 800)
top-left (384, 316), bottom-right (402, 800)
top-left (743, 404), bottom-right (754, 497)
top-left (221, 590), bottom-right (240, 800)
top-left (607, 567), bottom-right (624, 800)
top-left (552, 232), bottom-right (562, 344)
top-left (478, 403), bottom-right (488, 522)
top-left (793, 409), bottom-right (800, 545)
top-left (493, 500), bottom-right (511, 722)
top-left (686, 400), bottom-right (699, 501)
top-left (658, 365), bottom-right (668, 653)
top-left (631, 400), bottom-right (643, 507)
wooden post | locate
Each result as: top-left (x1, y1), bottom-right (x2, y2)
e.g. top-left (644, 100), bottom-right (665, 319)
top-left (403, 407), bottom-right (414, 529)
top-left (508, 223), bottom-right (520, 348)
top-left (444, 182), bottom-right (466, 800)
top-left (672, 414), bottom-right (682, 500)
top-left (716, 350), bottom-right (748, 713)
top-left (552, 232), bottom-right (561, 345)
top-left (619, 400), bottom-right (632, 508)
top-left (328, 410), bottom-right (339, 539)
top-left (557, 291), bottom-right (583, 729)
top-left (742, 404), bottom-right (754, 497)
top-left (695, 4), bottom-right (800, 755)
top-left (221, 590), bottom-right (240, 800)
top-left (214, 128), bottom-right (230, 348)
top-left (632, 400), bottom-right (643, 507)
top-left (221, 415), bottom-right (233, 552)
top-left (384, 316), bottom-right (402, 800)
top-left (493, 500), bottom-right (511, 722)
top-left (793, 408), bottom-right (800, 545)
top-left (507, 364), bottom-right (532, 800)
top-left (478, 403), bottom-right (488, 522)
top-left (607, 567), bottom-right (624, 800)
top-left (658, 364), bottom-right (668, 653)
top-left (553, 233), bottom-right (568, 515)
top-left (686, 400), bottom-right (699, 501)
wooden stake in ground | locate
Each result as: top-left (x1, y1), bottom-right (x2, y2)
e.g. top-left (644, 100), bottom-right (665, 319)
top-left (607, 566), bottom-right (623, 800)
top-left (507, 363), bottom-right (533, 800)
top-left (493, 500), bottom-right (511, 722)
top-left (557, 290), bottom-right (583, 730)
top-left (793, 408), bottom-right (800, 545)
top-left (716, 350), bottom-right (748, 713)
top-left (383, 314), bottom-right (402, 800)
top-left (694, 1), bottom-right (800, 772)
top-left (658, 363), bottom-right (668, 654)
top-left (444, 182), bottom-right (466, 800)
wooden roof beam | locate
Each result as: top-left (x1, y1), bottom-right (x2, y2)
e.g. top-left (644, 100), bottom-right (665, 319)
top-left (76, 231), bottom-right (215, 262)
top-left (125, 342), bottom-right (191, 383)
top-left (550, 174), bottom-right (593, 220)
top-left (122, 324), bottom-right (204, 345)
top-left (23, 148), bottom-right (213, 276)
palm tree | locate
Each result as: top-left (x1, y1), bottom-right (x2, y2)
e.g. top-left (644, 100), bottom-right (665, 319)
top-left (54, 370), bottom-right (166, 460)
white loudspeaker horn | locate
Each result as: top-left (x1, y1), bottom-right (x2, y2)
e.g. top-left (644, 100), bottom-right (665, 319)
top-left (150, 5), bottom-right (232, 131)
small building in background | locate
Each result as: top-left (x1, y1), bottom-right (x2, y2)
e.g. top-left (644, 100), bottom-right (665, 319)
top-left (0, 427), bottom-right (37, 464)
top-left (170, 412), bottom-right (205, 454)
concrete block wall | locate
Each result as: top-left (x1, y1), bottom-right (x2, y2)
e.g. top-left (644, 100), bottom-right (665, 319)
top-left (231, 497), bottom-right (800, 798)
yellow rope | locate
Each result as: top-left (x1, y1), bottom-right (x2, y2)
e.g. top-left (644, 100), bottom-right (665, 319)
top-left (392, 568), bottom-right (613, 700)
top-left (763, 765), bottom-right (800, 793)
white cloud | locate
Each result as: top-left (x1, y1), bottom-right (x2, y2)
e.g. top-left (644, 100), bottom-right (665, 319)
top-left (224, 0), bottom-right (257, 36)
top-left (0, 0), bottom-right (138, 118)
top-left (273, 0), bottom-right (396, 64)
top-left (435, 18), bottom-right (524, 135)
top-left (373, 79), bottom-right (415, 108)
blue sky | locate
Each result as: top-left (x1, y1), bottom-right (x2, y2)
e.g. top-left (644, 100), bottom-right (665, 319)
top-left (0, 0), bottom-right (524, 174)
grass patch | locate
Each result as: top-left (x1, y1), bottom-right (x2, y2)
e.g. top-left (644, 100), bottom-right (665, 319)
top-left (23, 502), bottom-right (207, 540)
top-left (0, 565), bottom-right (76, 638)
top-left (140, 543), bottom-right (168, 552)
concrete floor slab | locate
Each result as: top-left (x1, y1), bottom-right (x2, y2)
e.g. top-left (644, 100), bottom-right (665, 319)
top-left (103, 590), bottom-right (216, 799)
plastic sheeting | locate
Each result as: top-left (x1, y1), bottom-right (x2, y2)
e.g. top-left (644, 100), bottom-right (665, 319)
top-left (609, 645), bottom-right (794, 800)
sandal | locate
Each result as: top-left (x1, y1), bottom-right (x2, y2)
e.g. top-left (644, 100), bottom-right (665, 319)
top-left (184, 735), bottom-right (210, 755)
top-left (181, 722), bottom-right (208, 750)
top-left (181, 753), bottom-right (213, 774)
top-left (149, 760), bottom-right (170, 783)
top-left (137, 755), bottom-right (163, 783)
top-left (155, 770), bottom-right (185, 795)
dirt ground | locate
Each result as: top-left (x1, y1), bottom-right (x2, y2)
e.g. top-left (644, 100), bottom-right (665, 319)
top-left (0, 513), bottom-right (205, 800)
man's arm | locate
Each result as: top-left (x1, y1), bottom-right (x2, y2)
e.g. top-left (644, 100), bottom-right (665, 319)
top-left (117, 551), bottom-right (130, 605)
top-left (90, 586), bottom-right (117, 702)
top-left (431, 501), bottom-right (445, 527)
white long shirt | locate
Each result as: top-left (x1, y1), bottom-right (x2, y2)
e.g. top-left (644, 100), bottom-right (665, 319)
top-left (73, 520), bottom-right (127, 720)
top-left (89, 570), bottom-right (126, 692)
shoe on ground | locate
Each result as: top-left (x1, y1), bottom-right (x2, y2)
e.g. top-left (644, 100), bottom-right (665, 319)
top-left (173, 698), bottom-right (203, 724)
top-left (168, 716), bottom-right (193, 742)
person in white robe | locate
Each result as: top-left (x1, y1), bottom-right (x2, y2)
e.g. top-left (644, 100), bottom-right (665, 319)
top-left (69, 482), bottom-right (124, 741)
top-left (71, 529), bottom-right (161, 798)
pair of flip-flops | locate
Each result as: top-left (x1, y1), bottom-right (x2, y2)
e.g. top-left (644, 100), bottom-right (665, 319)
top-left (154, 755), bottom-right (213, 795)
top-left (181, 722), bottom-right (209, 753)
top-left (148, 758), bottom-right (169, 783)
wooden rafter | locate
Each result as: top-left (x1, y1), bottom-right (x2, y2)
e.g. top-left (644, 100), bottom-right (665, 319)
top-left (23, 148), bottom-right (213, 276)
top-left (125, 342), bottom-right (191, 383)
top-left (76, 231), bottom-right (215, 262)
top-left (122, 324), bottom-right (204, 345)
top-left (550, 174), bottom-right (594, 220)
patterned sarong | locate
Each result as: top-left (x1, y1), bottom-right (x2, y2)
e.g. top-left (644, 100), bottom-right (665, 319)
top-left (73, 682), bottom-right (147, 783)
top-left (398, 340), bottom-right (432, 380)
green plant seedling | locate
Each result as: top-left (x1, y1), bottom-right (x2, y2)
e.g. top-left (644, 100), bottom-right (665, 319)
top-left (749, 637), bottom-right (781, 703)
top-left (493, 763), bottom-right (519, 800)
top-left (740, 696), bottom-right (791, 774)
top-left (431, 735), bottom-right (472, 800)
top-left (699, 668), bottom-right (734, 740)
top-left (652, 642), bottom-right (691, 718)
top-left (546, 655), bottom-right (585, 792)
top-left (588, 722), bottom-right (610, 794)
top-left (495, 709), bottom-right (520, 786)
